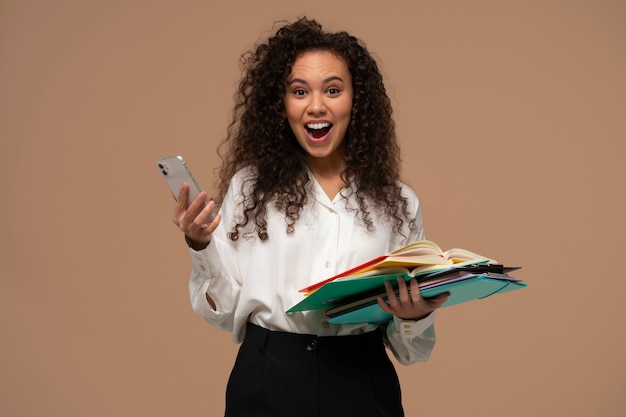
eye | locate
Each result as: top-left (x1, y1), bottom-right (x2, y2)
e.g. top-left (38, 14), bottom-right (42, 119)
top-left (293, 88), bottom-right (307, 97)
top-left (326, 87), bottom-right (341, 95)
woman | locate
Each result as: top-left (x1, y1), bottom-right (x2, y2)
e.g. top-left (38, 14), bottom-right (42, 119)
top-left (173, 17), bottom-right (449, 417)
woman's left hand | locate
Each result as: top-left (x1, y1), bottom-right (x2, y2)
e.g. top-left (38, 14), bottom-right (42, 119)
top-left (377, 277), bottom-right (450, 321)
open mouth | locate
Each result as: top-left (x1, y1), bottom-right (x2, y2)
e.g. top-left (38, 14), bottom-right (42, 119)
top-left (306, 122), bottom-right (332, 139)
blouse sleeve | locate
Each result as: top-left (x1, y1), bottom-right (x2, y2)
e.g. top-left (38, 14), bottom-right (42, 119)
top-left (382, 184), bottom-right (439, 365)
top-left (188, 238), bottom-right (241, 332)
top-left (384, 313), bottom-right (437, 365)
top-left (188, 170), bottom-right (249, 332)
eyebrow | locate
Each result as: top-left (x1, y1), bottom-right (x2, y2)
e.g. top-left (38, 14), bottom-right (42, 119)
top-left (287, 76), bottom-right (345, 86)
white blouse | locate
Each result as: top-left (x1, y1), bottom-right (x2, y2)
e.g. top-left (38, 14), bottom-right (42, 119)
top-left (188, 167), bottom-right (438, 365)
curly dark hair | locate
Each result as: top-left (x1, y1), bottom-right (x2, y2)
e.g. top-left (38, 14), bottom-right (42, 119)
top-left (216, 17), bottom-right (416, 241)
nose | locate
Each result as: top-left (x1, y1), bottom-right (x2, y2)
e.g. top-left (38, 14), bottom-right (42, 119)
top-left (307, 92), bottom-right (327, 115)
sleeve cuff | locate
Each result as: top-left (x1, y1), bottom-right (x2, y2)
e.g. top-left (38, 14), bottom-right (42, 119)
top-left (392, 311), bottom-right (436, 341)
top-left (188, 239), bottom-right (224, 277)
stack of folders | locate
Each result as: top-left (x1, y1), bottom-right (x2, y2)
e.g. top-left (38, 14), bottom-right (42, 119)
top-left (286, 240), bottom-right (527, 324)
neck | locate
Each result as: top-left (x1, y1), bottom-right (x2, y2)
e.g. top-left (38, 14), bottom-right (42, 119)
top-left (307, 158), bottom-right (346, 200)
top-left (306, 152), bottom-right (345, 178)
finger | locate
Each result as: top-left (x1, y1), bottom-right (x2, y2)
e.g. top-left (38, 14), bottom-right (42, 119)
top-left (383, 280), bottom-right (398, 308)
top-left (195, 213), bottom-right (221, 236)
top-left (181, 191), bottom-right (209, 227)
top-left (377, 296), bottom-right (393, 314)
top-left (426, 292), bottom-right (450, 309)
top-left (409, 278), bottom-right (422, 303)
top-left (199, 199), bottom-right (218, 225)
top-left (192, 200), bottom-right (219, 230)
top-left (187, 191), bottom-right (209, 215)
top-left (177, 182), bottom-right (189, 205)
top-left (396, 277), bottom-right (410, 303)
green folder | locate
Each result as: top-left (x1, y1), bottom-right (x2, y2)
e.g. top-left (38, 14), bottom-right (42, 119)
top-left (326, 275), bottom-right (527, 324)
top-left (286, 272), bottom-right (527, 325)
top-left (286, 272), bottom-right (417, 313)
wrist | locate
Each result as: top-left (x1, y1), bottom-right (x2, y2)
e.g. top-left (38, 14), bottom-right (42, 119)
top-left (185, 234), bottom-right (210, 251)
top-left (398, 312), bottom-right (431, 322)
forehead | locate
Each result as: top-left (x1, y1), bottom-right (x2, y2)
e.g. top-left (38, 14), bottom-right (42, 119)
top-left (289, 50), bottom-right (350, 79)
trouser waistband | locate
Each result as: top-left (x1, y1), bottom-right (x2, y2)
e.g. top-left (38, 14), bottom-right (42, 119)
top-left (243, 322), bottom-right (384, 356)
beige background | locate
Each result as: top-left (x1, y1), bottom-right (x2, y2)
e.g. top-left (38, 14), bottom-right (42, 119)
top-left (2, 0), bottom-right (625, 416)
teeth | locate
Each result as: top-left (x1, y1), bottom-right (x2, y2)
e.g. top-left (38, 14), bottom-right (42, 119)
top-left (306, 122), bottom-right (330, 130)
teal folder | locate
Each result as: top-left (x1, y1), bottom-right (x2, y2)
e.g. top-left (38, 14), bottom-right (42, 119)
top-left (286, 272), bottom-right (527, 324)
top-left (326, 275), bottom-right (527, 324)
top-left (286, 272), bottom-right (418, 313)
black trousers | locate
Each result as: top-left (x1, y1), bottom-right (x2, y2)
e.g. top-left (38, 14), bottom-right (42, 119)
top-left (225, 322), bottom-right (404, 417)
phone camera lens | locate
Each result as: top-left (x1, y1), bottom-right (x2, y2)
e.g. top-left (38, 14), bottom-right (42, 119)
top-left (158, 163), bottom-right (164, 169)
top-left (162, 170), bottom-right (168, 175)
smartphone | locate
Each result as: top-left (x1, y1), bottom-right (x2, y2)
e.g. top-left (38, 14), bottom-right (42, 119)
top-left (156, 155), bottom-right (216, 221)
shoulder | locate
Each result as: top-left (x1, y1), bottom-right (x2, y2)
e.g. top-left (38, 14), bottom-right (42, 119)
top-left (221, 166), bottom-right (257, 211)
top-left (227, 166), bottom-right (258, 194)
top-left (231, 165), bottom-right (257, 183)
top-left (397, 180), bottom-right (420, 206)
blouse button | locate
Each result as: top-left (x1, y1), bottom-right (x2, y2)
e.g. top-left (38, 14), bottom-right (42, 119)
top-left (325, 261), bottom-right (331, 268)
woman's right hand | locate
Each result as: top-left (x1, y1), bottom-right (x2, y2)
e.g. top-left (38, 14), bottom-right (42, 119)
top-left (172, 183), bottom-right (221, 250)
